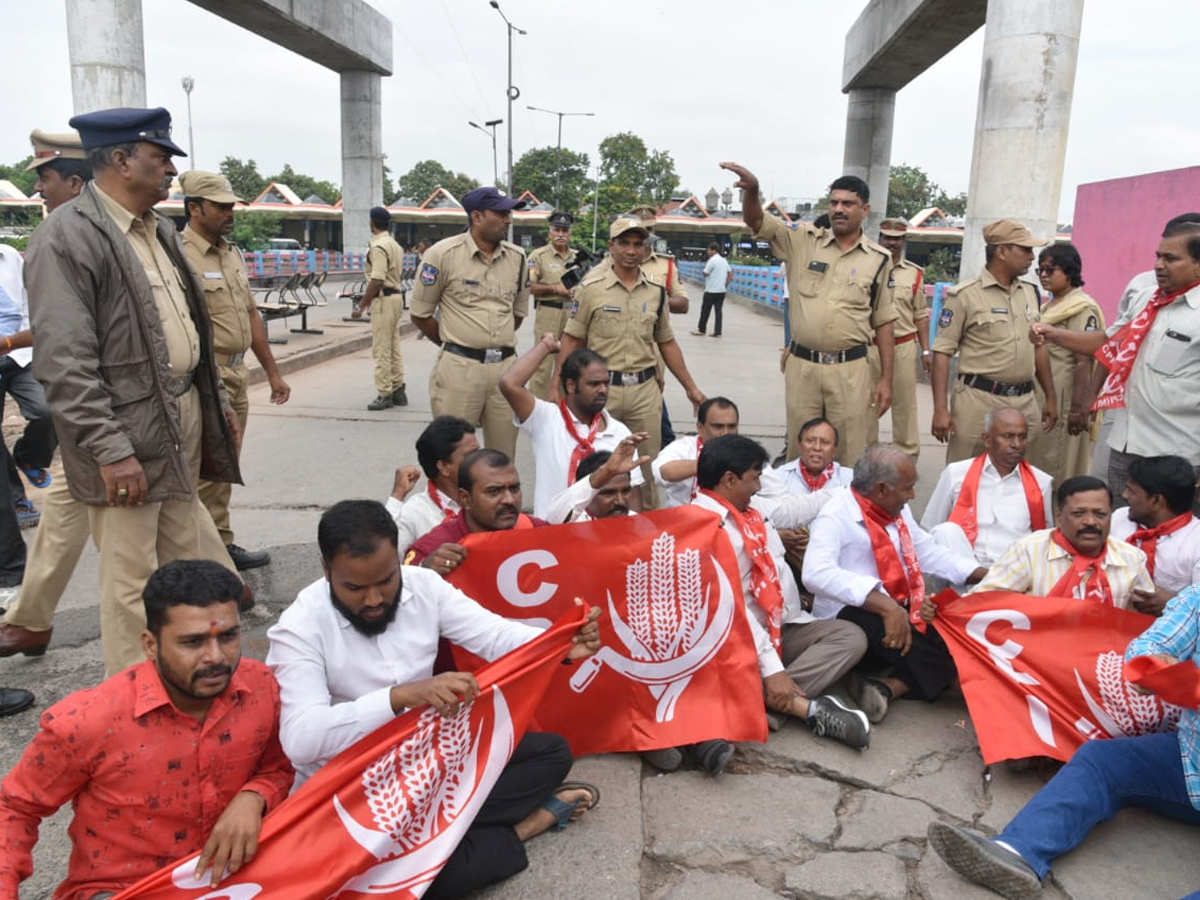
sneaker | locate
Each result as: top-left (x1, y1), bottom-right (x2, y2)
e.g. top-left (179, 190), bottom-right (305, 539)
top-left (927, 821), bottom-right (1042, 900)
top-left (19, 467), bottom-right (52, 489)
top-left (690, 329), bottom-right (706, 336)
top-left (367, 395), bottom-right (393, 411)
top-left (809, 695), bottom-right (870, 749)
top-left (226, 544), bottom-right (271, 571)
top-left (391, 385), bottom-right (408, 406)
top-left (850, 673), bottom-right (892, 724)
top-left (690, 738), bottom-right (734, 775)
top-left (14, 499), bottom-right (39, 530)
top-left (642, 747), bottom-right (683, 773)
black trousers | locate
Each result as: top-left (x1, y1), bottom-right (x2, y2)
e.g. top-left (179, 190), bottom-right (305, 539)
top-left (697, 291), bottom-right (726, 336)
top-left (426, 731), bottom-right (572, 900)
top-left (837, 605), bottom-right (957, 701)
top-left (0, 438), bottom-right (26, 587)
top-left (0, 359), bottom-right (56, 504)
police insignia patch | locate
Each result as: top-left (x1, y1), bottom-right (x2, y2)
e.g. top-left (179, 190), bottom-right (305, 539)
top-left (419, 263), bottom-right (438, 285)
top-left (938, 308), bottom-right (953, 328)
top-left (569, 299), bottom-right (580, 318)
top-left (788, 220), bottom-right (799, 231)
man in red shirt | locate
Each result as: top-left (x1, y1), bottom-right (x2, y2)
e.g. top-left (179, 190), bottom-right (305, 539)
top-left (0, 560), bottom-right (294, 900)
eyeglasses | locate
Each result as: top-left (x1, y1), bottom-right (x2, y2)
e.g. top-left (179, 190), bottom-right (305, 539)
top-left (1037, 266), bottom-right (1061, 276)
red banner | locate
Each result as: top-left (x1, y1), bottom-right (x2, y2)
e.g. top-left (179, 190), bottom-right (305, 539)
top-left (448, 507), bottom-right (768, 756)
top-left (936, 590), bottom-right (1182, 765)
top-left (110, 606), bottom-right (587, 900)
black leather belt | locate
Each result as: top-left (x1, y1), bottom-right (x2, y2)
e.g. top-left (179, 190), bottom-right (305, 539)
top-left (166, 371), bottom-right (194, 397)
top-left (960, 373), bottom-right (1034, 397)
top-left (535, 299), bottom-right (565, 309)
top-left (443, 342), bottom-right (516, 364)
top-left (213, 351), bottom-right (246, 367)
top-left (789, 341), bottom-right (868, 364)
top-left (381, 288), bottom-right (401, 296)
top-left (609, 366), bottom-right (657, 387)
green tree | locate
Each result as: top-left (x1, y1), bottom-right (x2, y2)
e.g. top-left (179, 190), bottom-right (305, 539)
top-left (886, 163), bottom-right (939, 220)
top-left (924, 247), bottom-right (961, 285)
top-left (512, 145), bottom-right (591, 213)
top-left (936, 190), bottom-right (968, 217)
top-left (0, 158), bottom-right (37, 197)
top-left (598, 133), bottom-right (679, 206)
top-left (269, 164), bottom-right (339, 205)
top-left (219, 157), bottom-right (267, 202)
top-left (395, 160), bottom-right (480, 205)
top-left (231, 210), bottom-right (284, 251)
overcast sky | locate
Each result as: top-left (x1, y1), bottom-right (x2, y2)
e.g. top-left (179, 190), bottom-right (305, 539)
top-left (5, 0), bottom-right (1195, 221)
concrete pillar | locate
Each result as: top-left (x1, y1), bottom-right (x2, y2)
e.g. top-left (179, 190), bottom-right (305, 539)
top-left (340, 69), bottom-right (384, 254)
top-left (65, 0), bottom-right (147, 112)
top-left (842, 87), bottom-right (896, 239)
top-left (959, 0), bottom-right (1084, 278)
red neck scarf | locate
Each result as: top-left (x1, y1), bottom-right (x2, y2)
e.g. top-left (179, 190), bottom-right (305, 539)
top-left (689, 436), bottom-right (705, 501)
top-left (800, 460), bottom-right (836, 493)
top-left (428, 480), bottom-right (458, 521)
top-left (1127, 512), bottom-right (1193, 578)
top-left (699, 489), bottom-right (784, 654)
top-left (1093, 281), bottom-right (1200, 410)
top-left (851, 488), bottom-right (927, 630)
top-left (948, 454), bottom-right (1046, 546)
top-left (1047, 530), bottom-right (1113, 603)
top-left (559, 399), bottom-right (605, 483)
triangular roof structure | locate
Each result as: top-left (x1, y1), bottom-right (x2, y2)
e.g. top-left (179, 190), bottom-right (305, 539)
top-left (0, 181), bottom-right (29, 201)
top-left (420, 187), bottom-right (462, 210)
top-left (911, 207), bottom-right (948, 227)
top-left (253, 182), bottom-right (304, 205)
top-left (516, 189), bottom-right (540, 206)
top-left (764, 200), bottom-right (792, 222)
top-left (661, 196), bottom-right (710, 219)
top-left (302, 192), bottom-right (332, 206)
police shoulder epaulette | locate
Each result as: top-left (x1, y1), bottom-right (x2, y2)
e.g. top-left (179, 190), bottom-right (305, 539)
top-left (945, 277), bottom-right (978, 297)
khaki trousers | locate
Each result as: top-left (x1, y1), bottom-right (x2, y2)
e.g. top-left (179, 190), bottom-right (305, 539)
top-left (867, 340), bottom-right (921, 456)
top-left (89, 388), bottom-right (239, 677)
top-left (766, 617), bottom-right (869, 730)
top-left (784, 354), bottom-right (873, 467)
top-left (605, 378), bottom-right (662, 509)
top-left (946, 380), bottom-right (1041, 464)
top-left (429, 350), bottom-right (518, 459)
top-left (198, 362), bottom-right (249, 545)
top-left (3, 461), bottom-right (91, 631)
top-left (528, 303), bottom-right (569, 399)
top-left (372, 295), bottom-right (406, 395)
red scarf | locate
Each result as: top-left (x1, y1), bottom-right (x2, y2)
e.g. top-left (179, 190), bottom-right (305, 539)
top-left (947, 454), bottom-right (1047, 546)
top-left (1047, 530), bottom-right (1113, 603)
top-left (699, 489), bottom-right (785, 654)
top-left (428, 480), bottom-right (457, 521)
top-left (1093, 281), bottom-right (1200, 410)
top-left (851, 488), bottom-right (927, 631)
top-left (689, 436), bottom-right (704, 501)
top-left (560, 399), bottom-right (605, 483)
top-left (1127, 512), bottom-right (1193, 578)
top-left (800, 461), bottom-right (836, 493)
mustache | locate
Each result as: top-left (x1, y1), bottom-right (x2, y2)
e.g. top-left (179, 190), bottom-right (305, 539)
top-left (193, 665), bottom-right (231, 682)
top-left (1077, 527), bottom-right (1103, 536)
top-left (496, 504), bottom-right (519, 516)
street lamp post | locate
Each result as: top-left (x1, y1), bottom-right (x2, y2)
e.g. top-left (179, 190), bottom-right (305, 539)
top-left (180, 76), bottom-right (195, 163)
top-left (526, 105), bottom-right (594, 208)
top-left (489, 1), bottom-right (524, 242)
top-left (468, 118), bottom-right (503, 186)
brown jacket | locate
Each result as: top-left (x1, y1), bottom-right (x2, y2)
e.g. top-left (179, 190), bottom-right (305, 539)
top-left (25, 182), bottom-right (240, 505)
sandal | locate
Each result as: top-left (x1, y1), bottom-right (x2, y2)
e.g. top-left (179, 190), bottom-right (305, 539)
top-left (539, 780), bottom-right (601, 831)
top-left (20, 467), bottom-right (51, 489)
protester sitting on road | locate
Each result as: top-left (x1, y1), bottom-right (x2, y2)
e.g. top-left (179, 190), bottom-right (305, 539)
top-left (773, 417), bottom-right (854, 498)
top-left (544, 438), bottom-right (649, 524)
top-left (0, 560), bottom-right (294, 899)
top-left (385, 416), bottom-right (479, 554)
top-left (652, 396), bottom-right (739, 508)
top-left (265, 500), bottom-right (602, 899)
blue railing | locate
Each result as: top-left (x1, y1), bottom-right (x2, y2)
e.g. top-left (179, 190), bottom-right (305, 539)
top-left (680, 261), bottom-right (787, 310)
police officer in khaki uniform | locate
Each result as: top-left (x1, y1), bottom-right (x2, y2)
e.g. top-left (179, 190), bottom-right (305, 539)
top-left (354, 206), bottom-right (407, 410)
top-left (867, 219), bottom-right (929, 456)
top-left (27, 129), bottom-right (91, 211)
top-left (628, 205), bottom-right (690, 313)
top-left (931, 219), bottom-right (1058, 463)
top-left (410, 187), bottom-right (530, 458)
top-left (527, 211), bottom-right (578, 398)
top-left (721, 162), bottom-right (896, 468)
top-left (559, 216), bottom-right (706, 508)
top-left (180, 170), bottom-right (290, 570)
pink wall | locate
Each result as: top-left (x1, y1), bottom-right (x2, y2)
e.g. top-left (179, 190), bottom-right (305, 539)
top-left (1071, 166), bottom-right (1200, 323)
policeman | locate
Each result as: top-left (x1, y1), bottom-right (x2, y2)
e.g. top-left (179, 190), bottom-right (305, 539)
top-left (721, 162), bottom-right (897, 467)
top-left (526, 211), bottom-right (577, 398)
top-left (410, 187), bottom-right (529, 459)
top-left (180, 170), bottom-right (291, 570)
top-left (868, 218), bottom-right (929, 456)
top-left (559, 216), bottom-right (706, 508)
top-left (627, 204), bottom-right (690, 313)
top-left (354, 206), bottom-right (407, 410)
top-left (930, 219), bottom-right (1058, 463)
top-left (26, 129), bottom-right (90, 211)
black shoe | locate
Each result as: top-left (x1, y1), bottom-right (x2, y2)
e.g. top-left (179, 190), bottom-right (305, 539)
top-left (808, 695), bottom-right (870, 749)
top-left (0, 688), bottom-right (35, 717)
top-left (227, 544), bottom-right (270, 571)
top-left (927, 821), bottom-right (1042, 899)
top-left (690, 738), bottom-right (734, 776)
top-left (391, 385), bottom-right (408, 406)
top-left (367, 395), bottom-right (393, 411)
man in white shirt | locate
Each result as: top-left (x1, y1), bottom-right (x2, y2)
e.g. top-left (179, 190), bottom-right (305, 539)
top-left (803, 445), bottom-right (986, 722)
top-left (691, 243), bottom-right (732, 337)
top-left (266, 500), bottom-right (601, 899)
top-left (775, 417), bottom-right (855, 497)
top-left (544, 438), bottom-right (648, 524)
top-left (921, 407), bottom-right (1054, 566)
top-left (500, 336), bottom-right (643, 518)
top-left (384, 416), bottom-right (479, 553)
top-left (1112, 455), bottom-right (1200, 611)
top-left (652, 397), bottom-right (739, 507)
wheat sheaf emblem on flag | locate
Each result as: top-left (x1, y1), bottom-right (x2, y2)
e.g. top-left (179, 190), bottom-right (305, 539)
top-left (569, 531), bottom-right (736, 721)
top-left (1074, 650), bottom-right (1182, 739)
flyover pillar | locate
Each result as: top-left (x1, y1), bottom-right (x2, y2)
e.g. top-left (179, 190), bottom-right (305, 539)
top-left (65, 0), bottom-right (147, 112)
top-left (960, 0), bottom-right (1084, 276)
top-left (843, 87), bottom-right (896, 238)
top-left (340, 70), bottom-right (384, 255)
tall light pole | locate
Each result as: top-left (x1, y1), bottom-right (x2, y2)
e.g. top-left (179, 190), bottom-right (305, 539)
top-left (489, 0), bottom-right (524, 241)
top-left (468, 118), bottom-right (503, 185)
top-left (180, 76), bottom-right (195, 163)
top-left (526, 105), bottom-right (594, 208)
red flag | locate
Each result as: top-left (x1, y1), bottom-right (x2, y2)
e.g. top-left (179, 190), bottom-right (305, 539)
top-left (109, 606), bottom-right (587, 900)
top-left (935, 590), bottom-right (1182, 765)
top-left (448, 507), bottom-right (768, 755)
top-left (1124, 655), bottom-right (1200, 709)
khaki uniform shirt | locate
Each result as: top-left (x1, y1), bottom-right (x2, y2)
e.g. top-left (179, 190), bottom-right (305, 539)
top-left (564, 267), bottom-right (672, 372)
top-left (410, 232), bottom-right (530, 349)
top-left (890, 259), bottom-right (928, 338)
top-left (181, 225), bottom-right (255, 357)
top-left (933, 268), bottom-right (1040, 383)
top-left (366, 231), bottom-right (403, 290)
top-left (528, 244), bottom-right (575, 292)
top-left (756, 214), bottom-right (896, 351)
top-left (94, 185), bottom-right (199, 374)
top-left (592, 250), bottom-right (689, 303)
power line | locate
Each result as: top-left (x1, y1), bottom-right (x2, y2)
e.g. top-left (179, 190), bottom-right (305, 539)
top-left (437, 0), bottom-right (491, 113)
